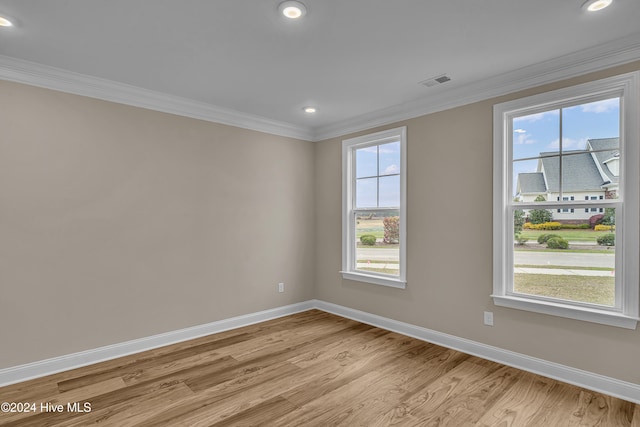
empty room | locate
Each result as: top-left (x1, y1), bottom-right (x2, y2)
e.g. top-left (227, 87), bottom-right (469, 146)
top-left (1, 1), bottom-right (640, 425)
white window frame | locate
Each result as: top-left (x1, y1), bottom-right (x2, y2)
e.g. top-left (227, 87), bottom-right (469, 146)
top-left (341, 126), bottom-right (407, 288)
top-left (493, 72), bottom-right (639, 329)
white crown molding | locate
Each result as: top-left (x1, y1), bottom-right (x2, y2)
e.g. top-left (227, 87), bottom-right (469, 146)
top-left (0, 55), bottom-right (314, 141)
top-left (312, 32), bottom-right (640, 141)
top-left (1, 299), bottom-right (638, 404)
top-left (1, 33), bottom-right (639, 142)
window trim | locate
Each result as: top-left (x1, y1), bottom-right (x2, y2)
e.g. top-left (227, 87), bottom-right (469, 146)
top-left (493, 72), bottom-right (639, 329)
top-left (341, 126), bottom-right (407, 289)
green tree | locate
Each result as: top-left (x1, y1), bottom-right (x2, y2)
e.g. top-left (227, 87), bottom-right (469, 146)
top-left (529, 195), bottom-right (553, 224)
top-left (602, 208), bottom-right (615, 226)
top-left (514, 209), bottom-right (527, 245)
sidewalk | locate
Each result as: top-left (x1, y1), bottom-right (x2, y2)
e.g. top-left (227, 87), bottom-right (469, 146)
top-left (356, 262), bottom-right (398, 271)
top-left (355, 264), bottom-right (614, 276)
top-left (514, 267), bottom-right (614, 276)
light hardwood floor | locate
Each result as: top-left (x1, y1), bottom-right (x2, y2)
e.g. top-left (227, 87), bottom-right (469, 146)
top-left (0, 310), bottom-right (638, 426)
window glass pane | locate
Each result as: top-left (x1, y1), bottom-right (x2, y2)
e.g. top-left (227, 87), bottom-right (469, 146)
top-left (514, 158), bottom-right (543, 202)
top-left (561, 98), bottom-right (620, 198)
top-left (537, 155), bottom-right (560, 196)
top-left (513, 206), bottom-right (616, 307)
top-left (562, 98), bottom-right (620, 150)
top-left (355, 210), bottom-right (400, 276)
top-left (378, 175), bottom-right (400, 207)
top-left (356, 177), bottom-right (377, 208)
top-left (356, 146), bottom-right (378, 178)
top-left (379, 141), bottom-right (401, 176)
top-left (513, 109), bottom-right (560, 161)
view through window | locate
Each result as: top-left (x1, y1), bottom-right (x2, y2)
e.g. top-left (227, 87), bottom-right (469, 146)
top-left (342, 126), bottom-right (406, 288)
top-left (511, 97), bottom-right (620, 307)
top-left (354, 140), bottom-right (401, 276)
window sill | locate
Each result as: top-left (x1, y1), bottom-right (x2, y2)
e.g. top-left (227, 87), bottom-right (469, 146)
top-left (491, 294), bottom-right (638, 329)
top-left (340, 271), bottom-right (406, 289)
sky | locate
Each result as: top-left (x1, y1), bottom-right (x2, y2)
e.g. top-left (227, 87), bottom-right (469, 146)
top-left (355, 141), bottom-right (400, 208)
top-left (512, 97), bottom-right (620, 198)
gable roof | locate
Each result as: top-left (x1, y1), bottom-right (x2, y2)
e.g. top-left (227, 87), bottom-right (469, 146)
top-left (516, 138), bottom-right (619, 196)
top-left (516, 173), bottom-right (547, 194)
top-left (539, 151), bottom-right (605, 193)
top-left (588, 138), bottom-right (620, 184)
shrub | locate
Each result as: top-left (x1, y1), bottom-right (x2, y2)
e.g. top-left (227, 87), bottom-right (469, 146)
top-left (360, 234), bottom-right (377, 246)
top-left (597, 234), bottom-right (615, 246)
top-left (561, 223), bottom-right (590, 229)
top-left (524, 222), bottom-right (562, 230)
top-left (537, 234), bottom-right (561, 244)
top-left (383, 216), bottom-right (399, 244)
top-left (589, 214), bottom-right (604, 228)
top-left (594, 224), bottom-right (615, 231)
top-left (542, 222), bottom-right (561, 230)
top-left (546, 237), bottom-right (569, 249)
top-left (529, 208), bottom-right (553, 225)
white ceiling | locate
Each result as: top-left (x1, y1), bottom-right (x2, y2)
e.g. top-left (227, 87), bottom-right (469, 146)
top-left (1, 0), bottom-right (639, 140)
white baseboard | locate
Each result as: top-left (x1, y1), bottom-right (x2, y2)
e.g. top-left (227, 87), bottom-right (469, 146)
top-left (0, 301), bottom-right (314, 387)
top-left (313, 299), bottom-right (640, 404)
top-left (2, 299), bottom-right (638, 404)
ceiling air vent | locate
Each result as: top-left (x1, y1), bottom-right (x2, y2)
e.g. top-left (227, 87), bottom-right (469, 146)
top-left (420, 74), bottom-right (451, 88)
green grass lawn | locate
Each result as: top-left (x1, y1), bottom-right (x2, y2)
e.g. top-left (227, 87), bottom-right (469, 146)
top-left (356, 218), bottom-right (384, 239)
top-left (358, 266), bottom-right (399, 275)
top-left (520, 229), bottom-right (614, 242)
top-left (514, 274), bottom-right (614, 306)
top-left (515, 264), bottom-right (613, 271)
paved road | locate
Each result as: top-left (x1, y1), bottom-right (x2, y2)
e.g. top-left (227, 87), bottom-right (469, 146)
top-left (358, 247), bottom-right (615, 268)
top-left (356, 248), bottom-right (398, 261)
top-left (514, 251), bottom-right (614, 268)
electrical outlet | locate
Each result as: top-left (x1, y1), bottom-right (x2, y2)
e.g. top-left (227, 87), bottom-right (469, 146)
top-left (278, 282), bottom-right (284, 293)
top-left (483, 311), bottom-right (494, 326)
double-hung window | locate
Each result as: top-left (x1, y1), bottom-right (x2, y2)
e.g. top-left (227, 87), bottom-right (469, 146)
top-left (493, 72), bottom-right (639, 328)
top-left (342, 126), bottom-right (407, 288)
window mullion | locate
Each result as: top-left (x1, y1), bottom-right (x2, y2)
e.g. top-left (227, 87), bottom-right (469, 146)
top-left (559, 107), bottom-right (563, 200)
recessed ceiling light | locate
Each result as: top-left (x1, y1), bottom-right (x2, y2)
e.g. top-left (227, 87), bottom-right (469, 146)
top-left (582, 0), bottom-right (613, 12)
top-left (0, 15), bottom-right (14, 27)
top-left (303, 106), bottom-right (316, 114)
top-left (279, 1), bottom-right (307, 19)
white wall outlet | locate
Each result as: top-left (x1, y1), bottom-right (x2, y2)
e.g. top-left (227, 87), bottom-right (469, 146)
top-left (483, 311), bottom-right (494, 326)
top-left (278, 282), bottom-right (284, 293)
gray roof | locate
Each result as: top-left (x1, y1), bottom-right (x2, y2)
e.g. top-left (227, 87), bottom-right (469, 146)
top-left (517, 172), bottom-right (546, 194)
top-left (588, 138), bottom-right (619, 184)
top-left (539, 151), bottom-right (604, 193)
top-left (516, 138), bottom-right (619, 195)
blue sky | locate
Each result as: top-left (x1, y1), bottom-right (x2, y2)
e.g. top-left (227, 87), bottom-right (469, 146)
top-left (355, 141), bottom-right (400, 208)
top-left (512, 97), bottom-right (620, 197)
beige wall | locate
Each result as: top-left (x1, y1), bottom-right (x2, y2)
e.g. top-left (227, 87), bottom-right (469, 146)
top-left (315, 60), bottom-right (640, 384)
top-left (2, 60), bottom-right (640, 385)
top-left (0, 81), bottom-right (315, 369)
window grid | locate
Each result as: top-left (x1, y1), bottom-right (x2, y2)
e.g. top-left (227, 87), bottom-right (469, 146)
top-left (493, 72), bottom-right (639, 329)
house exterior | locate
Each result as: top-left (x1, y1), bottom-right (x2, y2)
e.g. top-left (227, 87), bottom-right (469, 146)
top-left (515, 138), bottom-right (619, 222)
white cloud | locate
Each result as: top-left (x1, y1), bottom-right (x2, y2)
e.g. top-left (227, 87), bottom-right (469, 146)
top-left (359, 146), bottom-right (378, 153)
top-left (581, 98), bottom-right (619, 113)
top-left (514, 132), bottom-right (536, 145)
top-left (514, 110), bottom-right (559, 123)
top-left (383, 164), bottom-right (399, 174)
top-left (547, 137), bottom-right (587, 150)
top-left (514, 128), bottom-right (526, 134)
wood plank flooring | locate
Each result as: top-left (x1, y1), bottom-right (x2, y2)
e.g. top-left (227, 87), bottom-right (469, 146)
top-left (0, 309), bottom-right (637, 426)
